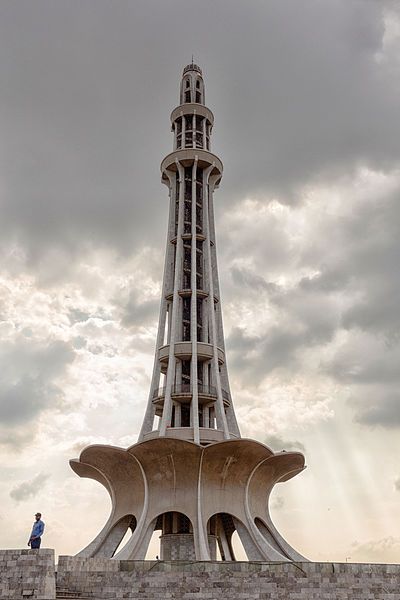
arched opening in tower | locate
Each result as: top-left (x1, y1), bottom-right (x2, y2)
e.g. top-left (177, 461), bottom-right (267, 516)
top-left (254, 516), bottom-right (292, 559)
top-left (93, 514), bottom-right (137, 559)
top-left (152, 511), bottom-right (196, 561)
top-left (207, 513), bottom-right (248, 561)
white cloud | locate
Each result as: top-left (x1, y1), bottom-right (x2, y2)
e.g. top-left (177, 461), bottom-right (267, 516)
top-left (350, 536), bottom-right (400, 564)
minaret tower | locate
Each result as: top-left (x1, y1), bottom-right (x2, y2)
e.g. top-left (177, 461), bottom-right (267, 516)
top-left (139, 63), bottom-right (240, 445)
top-left (70, 64), bottom-right (307, 563)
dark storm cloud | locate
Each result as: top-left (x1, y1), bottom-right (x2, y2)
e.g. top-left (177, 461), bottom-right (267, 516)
top-left (230, 267), bottom-right (278, 294)
top-left (211, 0), bottom-right (400, 201)
top-left (116, 289), bottom-right (159, 329)
top-left (0, 337), bottom-right (75, 436)
top-left (0, 0), bottom-right (398, 264)
top-left (0, 338), bottom-right (75, 386)
top-left (350, 394), bottom-right (400, 429)
top-left (0, 1), bottom-right (169, 262)
top-left (226, 281), bottom-right (338, 384)
top-left (224, 165), bottom-right (400, 395)
top-left (328, 349), bottom-right (400, 385)
top-left (228, 325), bottom-right (321, 384)
top-left (0, 377), bottom-right (62, 426)
top-left (10, 472), bottom-right (50, 503)
top-left (299, 271), bottom-right (351, 294)
top-left (68, 309), bottom-right (91, 324)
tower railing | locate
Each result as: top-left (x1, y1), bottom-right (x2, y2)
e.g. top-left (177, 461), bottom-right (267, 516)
top-left (152, 384), bottom-right (230, 401)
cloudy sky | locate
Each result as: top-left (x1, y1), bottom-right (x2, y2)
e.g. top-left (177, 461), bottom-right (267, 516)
top-left (1, 0), bottom-right (399, 564)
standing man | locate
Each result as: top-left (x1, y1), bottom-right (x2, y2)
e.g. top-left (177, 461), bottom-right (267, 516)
top-left (28, 512), bottom-right (45, 549)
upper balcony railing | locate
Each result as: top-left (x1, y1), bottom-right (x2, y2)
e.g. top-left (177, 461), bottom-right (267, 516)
top-left (152, 384), bottom-right (230, 401)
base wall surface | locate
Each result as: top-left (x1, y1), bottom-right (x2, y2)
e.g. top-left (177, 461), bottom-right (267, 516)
top-left (57, 556), bottom-right (400, 600)
top-left (0, 549), bottom-right (55, 600)
top-left (1, 551), bottom-right (399, 600)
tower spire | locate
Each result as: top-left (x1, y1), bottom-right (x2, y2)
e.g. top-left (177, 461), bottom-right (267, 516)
top-left (138, 64), bottom-right (240, 445)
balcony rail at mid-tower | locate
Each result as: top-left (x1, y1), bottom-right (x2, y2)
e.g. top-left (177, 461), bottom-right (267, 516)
top-left (152, 384), bottom-right (231, 403)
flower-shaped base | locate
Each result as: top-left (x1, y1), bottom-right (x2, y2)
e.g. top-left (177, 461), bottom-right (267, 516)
top-left (70, 437), bottom-right (307, 561)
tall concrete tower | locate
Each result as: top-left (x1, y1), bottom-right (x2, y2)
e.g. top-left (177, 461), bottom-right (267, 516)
top-left (71, 64), bottom-right (307, 563)
top-left (139, 62), bottom-right (240, 446)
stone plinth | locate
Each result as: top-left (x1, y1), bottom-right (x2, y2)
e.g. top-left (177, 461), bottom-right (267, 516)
top-left (160, 533), bottom-right (217, 560)
top-left (56, 556), bottom-right (400, 600)
top-left (0, 549), bottom-right (55, 600)
top-left (2, 552), bottom-right (399, 599)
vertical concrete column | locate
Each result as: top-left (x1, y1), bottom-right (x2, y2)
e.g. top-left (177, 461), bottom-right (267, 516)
top-left (182, 113), bottom-right (186, 149)
top-left (176, 360), bottom-right (182, 386)
top-left (159, 161), bottom-right (185, 436)
top-left (203, 362), bottom-right (209, 387)
top-left (191, 157), bottom-right (199, 443)
top-left (207, 182), bottom-right (241, 438)
top-left (210, 406), bottom-right (215, 429)
top-left (139, 177), bottom-right (175, 441)
top-left (173, 120), bottom-right (177, 151)
top-left (202, 297), bottom-right (209, 343)
top-left (203, 405), bottom-right (210, 428)
top-left (217, 517), bottom-right (234, 560)
top-left (175, 401), bottom-right (181, 427)
top-left (203, 168), bottom-right (229, 439)
top-left (202, 118), bottom-right (207, 150)
top-left (202, 169), bottom-right (210, 350)
top-left (167, 301), bottom-right (172, 343)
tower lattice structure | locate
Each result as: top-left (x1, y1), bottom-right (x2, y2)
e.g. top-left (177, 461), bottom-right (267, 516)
top-left (70, 64), bottom-right (307, 563)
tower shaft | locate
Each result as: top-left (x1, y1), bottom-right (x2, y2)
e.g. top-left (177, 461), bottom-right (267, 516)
top-left (139, 63), bottom-right (240, 445)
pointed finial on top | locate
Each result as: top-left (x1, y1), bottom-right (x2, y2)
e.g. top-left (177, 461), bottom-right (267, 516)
top-left (192, 54), bottom-right (194, 64)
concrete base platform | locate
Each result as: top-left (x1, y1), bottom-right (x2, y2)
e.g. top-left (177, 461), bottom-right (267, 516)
top-left (1, 549), bottom-right (400, 599)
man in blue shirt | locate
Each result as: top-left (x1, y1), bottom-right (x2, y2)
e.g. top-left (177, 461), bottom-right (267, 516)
top-left (28, 512), bottom-right (45, 549)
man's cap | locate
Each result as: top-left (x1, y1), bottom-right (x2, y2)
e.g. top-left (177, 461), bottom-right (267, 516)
top-left (35, 512), bottom-right (41, 517)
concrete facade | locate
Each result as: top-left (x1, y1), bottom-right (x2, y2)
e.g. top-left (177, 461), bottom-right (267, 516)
top-left (69, 64), bottom-right (307, 562)
top-left (70, 438), bottom-right (306, 561)
top-left (2, 551), bottom-right (400, 600)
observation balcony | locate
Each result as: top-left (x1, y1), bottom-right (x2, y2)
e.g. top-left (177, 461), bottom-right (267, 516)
top-left (161, 149), bottom-right (222, 180)
top-left (159, 342), bottom-right (225, 371)
top-left (171, 103), bottom-right (214, 126)
top-left (152, 384), bottom-right (231, 406)
top-left (165, 289), bottom-right (219, 306)
top-left (142, 427), bottom-right (239, 445)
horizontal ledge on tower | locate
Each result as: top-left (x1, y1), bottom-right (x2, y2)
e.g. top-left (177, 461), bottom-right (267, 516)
top-left (141, 427), bottom-right (239, 444)
top-left (164, 289), bottom-right (219, 303)
top-left (161, 149), bottom-right (223, 176)
top-left (170, 234), bottom-right (215, 247)
top-left (170, 103), bottom-right (214, 126)
top-left (158, 341), bottom-right (225, 365)
top-left (152, 384), bottom-right (231, 406)
top-left (170, 234), bottom-right (207, 244)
